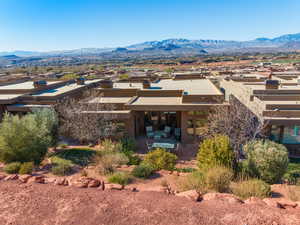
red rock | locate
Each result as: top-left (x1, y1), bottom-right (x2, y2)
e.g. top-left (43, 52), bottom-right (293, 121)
top-left (54, 178), bottom-right (68, 186)
top-left (88, 179), bottom-right (101, 188)
top-left (0, 174), bottom-right (7, 180)
top-left (19, 175), bottom-right (32, 183)
top-left (72, 178), bottom-right (90, 188)
top-left (203, 193), bottom-right (243, 204)
top-left (28, 176), bottom-right (45, 184)
top-left (176, 190), bottom-right (202, 202)
top-left (244, 197), bottom-right (267, 205)
top-left (263, 198), bottom-right (283, 208)
top-left (44, 177), bottom-right (57, 184)
top-left (107, 183), bottom-right (123, 190)
top-left (277, 199), bottom-right (298, 209)
top-left (4, 174), bottom-right (18, 181)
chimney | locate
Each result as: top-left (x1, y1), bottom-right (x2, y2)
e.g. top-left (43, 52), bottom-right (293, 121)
top-left (33, 80), bottom-right (47, 89)
top-left (99, 79), bottom-right (113, 88)
top-left (265, 79), bottom-right (279, 90)
top-left (142, 79), bottom-right (151, 89)
top-left (76, 77), bottom-right (85, 85)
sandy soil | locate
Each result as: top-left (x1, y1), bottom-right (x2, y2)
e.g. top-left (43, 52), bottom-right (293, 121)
top-left (0, 181), bottom-right (300, 225)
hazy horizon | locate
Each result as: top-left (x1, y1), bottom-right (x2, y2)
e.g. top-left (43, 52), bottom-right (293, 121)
top-left (1, 0), bottom-right (300, 52)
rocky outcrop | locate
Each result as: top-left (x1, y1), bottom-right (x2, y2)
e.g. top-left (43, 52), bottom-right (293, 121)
top-left (176, 190), bottom-right (202, 202)
top-left (202, 193), bottom-right (244, 204)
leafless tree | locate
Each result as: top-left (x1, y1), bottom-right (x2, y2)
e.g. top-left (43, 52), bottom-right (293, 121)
top-left (55, 89), bottom-right (116, 144)
top-left (207, 95), bottom-right (267, 159)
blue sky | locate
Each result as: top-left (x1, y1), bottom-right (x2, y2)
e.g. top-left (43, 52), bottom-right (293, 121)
top-left (1, 0), bottom-right (300, 51)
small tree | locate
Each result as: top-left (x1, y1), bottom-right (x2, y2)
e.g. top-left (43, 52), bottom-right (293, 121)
top-left (56, 90), bottom-right (116, 144)
top-left (0, 109), bottom-right (57, 164)
top-left (243, 140), bottom-right (289, 184)
top-left (197, 135), bottom-right (235, 169)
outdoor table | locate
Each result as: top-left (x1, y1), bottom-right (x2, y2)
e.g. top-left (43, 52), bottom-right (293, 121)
top-left (152, 142), bottom-right (175, 150)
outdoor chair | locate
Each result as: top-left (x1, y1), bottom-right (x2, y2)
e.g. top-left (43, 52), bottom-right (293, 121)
top-left (162, 126), bottom-right (171, 138)
top-left (146, 126), bottom-right (154, 138)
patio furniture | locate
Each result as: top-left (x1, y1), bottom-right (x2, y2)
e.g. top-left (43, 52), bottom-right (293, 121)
top-left (152, 142), bottom-right (176, 150)
top-left (146, 126), bottom-right (154, 138)
top-left (174, 128), bottom-right (181, 140)
top-left (162, 126), bottom-right (171, 138)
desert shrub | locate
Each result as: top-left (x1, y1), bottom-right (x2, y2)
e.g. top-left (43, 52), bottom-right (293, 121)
top-left (94, 151), bottom-right (128, 175)
top-left (174, 167), bottom-right (197, 173)
top-left (132, 162), bottom-right (155, 178)
top-left (144, 148), bottom-right (177, 171)
top-left (120, 138), bottom-right (141, 165)
top-left (3, 162), bottom-right (21, 174)
top-left (205, 166), bottom-right (233, 192)
top-left (108, 172), bottom-right (131, 186)
top-left (243, 140), bottom-right (289, 184)
top-left (19, 162), bottom-right (34, 174)
top-left (0, 109), bottom-right (58, 165)
top-left (179, 170), bottom-right (207, 193)
top-left (230, 179), bottom-right (271, 199)
top-left (51, 157), bottom-right (73, 176)
top-left (197, 135), bottom-right (235, 169)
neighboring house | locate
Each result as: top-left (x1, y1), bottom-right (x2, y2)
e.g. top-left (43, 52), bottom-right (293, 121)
top-left (221, 75), bottom-right (300, 155)
top-left (0, 78), bottom-right (102, 120)
top-left (82, 78), bottom-right (224, 144)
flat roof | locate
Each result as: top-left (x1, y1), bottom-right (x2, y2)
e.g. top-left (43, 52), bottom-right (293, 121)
top-left (31, 79), bottom-right (101, 97)
top-left (88, 97), bottom-right (132, 104)
top-left (154, 79), bottom-right (222, 95)
top-left (131, 97), bottom-right (182, 105)
top-left (0, 81), bottom-right (60, 90)
top-left (109, 79), bottom-right (222, 95)
top-left (0, 94), bottom-right (23, 100)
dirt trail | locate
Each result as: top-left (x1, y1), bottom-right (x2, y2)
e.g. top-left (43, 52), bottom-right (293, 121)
top-left (0, 181), bottom-right (299, 225)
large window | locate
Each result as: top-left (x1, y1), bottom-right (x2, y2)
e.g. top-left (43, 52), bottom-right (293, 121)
top-left (282, 126), bottom-right (300, 144)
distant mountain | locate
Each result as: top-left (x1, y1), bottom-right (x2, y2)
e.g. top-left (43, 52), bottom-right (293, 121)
top-left (1, 32), bottom-right (300, 65)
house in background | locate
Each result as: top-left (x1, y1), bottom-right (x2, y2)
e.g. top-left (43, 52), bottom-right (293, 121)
top-left (0, 78), bottom-right (102, 120)
top-left (83, 78), bottom-right (225, 145)
top-left (221, 75), bottom-right (300, 155)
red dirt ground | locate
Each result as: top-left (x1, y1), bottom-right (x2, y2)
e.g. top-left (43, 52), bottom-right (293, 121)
top-left (1, 181), bottom-right (300, 225)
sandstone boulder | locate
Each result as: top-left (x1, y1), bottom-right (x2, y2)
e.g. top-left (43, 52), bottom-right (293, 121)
top-left (19, 175), bottom-right (32, 183)
top-left (88, 179), bottom-right (101, 188)
top-left (28, 176), bottom-right (45, 184)
top-left (203, 193), bottom-right (243, 204)
top-left (4, 174), bottom-right (18, 181)
top-left (54, 178), bottom-right (69, 186)
top-left (176, 190), bottom-right (202, 202)
top-left (263, 198), bottom-right (283, 208)
top-left (277, 199), bottom-right (298, 209)
top-left (0, 174), bottom-right (7, 180)
top-left (244, 197), bottom-right (267, 205)
top-left (107, 183), bottom-right (123, 190)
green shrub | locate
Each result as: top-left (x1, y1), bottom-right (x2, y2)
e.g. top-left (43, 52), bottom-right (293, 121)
top-left (51, 157), bottom-right (73, 176)
top-left (144, 148), bottom-right (177, 171)
top-left (120, 138), bottom-right (140, 165)
top-left (0, 109), bottom-right (58, 165)
top-left (197, 135), bottom-right (235, 169)
top-left (19, 162), bottom-right (34, 174)
top-left (205, 166), bottom-right (233, 192)
top-left (243, 140), bottom-right (289, 184)
top-left (108, 172), bottom-right (131, 186)
top-left (174, 167), bottom-right (197, 173)
top-left (3, 162), bottom-right (21, 174)
top-left (132, 163), bottom-right (155, 178)
top-left (230, 179), bottom-right (271, 199)
top-left (179, 170), bottom-right (207, 193)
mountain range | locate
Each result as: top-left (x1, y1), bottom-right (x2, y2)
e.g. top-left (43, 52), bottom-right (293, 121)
top-left (1, 33), bottom-right (300, 61)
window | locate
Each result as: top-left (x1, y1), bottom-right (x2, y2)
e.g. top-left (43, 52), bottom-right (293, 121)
top-left (282, 126), bottom-right (300, 144)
